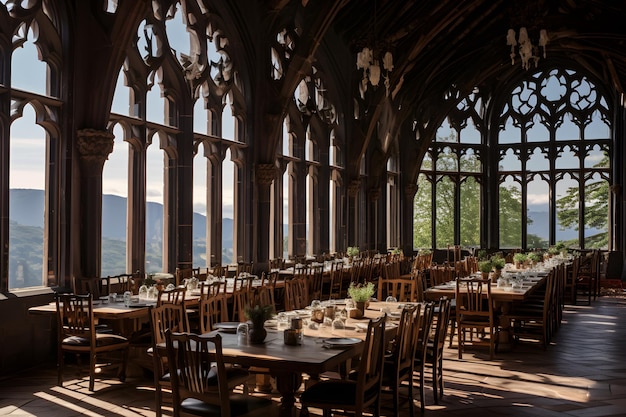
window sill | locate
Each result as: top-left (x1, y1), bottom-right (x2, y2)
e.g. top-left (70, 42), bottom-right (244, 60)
top-left (1, 287), bottom-right (54, 300)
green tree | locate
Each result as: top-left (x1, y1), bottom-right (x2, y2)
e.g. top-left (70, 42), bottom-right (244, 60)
top-left (555, 155), bottom-right (609, 248)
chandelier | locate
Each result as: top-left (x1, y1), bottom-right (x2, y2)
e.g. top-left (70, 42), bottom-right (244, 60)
top-left (356, 46), bottom-right (394, 97)
top-left (506, 27), bottom-right (548, 70)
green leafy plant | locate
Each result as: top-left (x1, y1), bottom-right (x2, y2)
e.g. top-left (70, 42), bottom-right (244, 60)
top-left (513, 252), bottom-right (528, 263)
top-left (347, 282), bottom-right (375, 302)
top-left (490, 256), bottom-right (506, 270)
top-left (528, 252), bottom-right (542, 263)
top-left (477, 249), bottom-right (488, 260)
top-left (346, 246), bottom-right (360, 257)
top-left (245, 304), bottom-right (275, 323)
top-left (478, 260), bottom-right (493, 273)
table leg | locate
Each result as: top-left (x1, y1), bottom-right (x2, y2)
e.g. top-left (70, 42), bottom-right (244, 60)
top-left (272, 371), bottom-right (302, 417)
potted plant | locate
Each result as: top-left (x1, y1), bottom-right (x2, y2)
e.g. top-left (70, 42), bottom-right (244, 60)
top-left (347, 282), bottom-right (375, 318)
top-left (513, 252), bottom-right (528, 269)
top-left (346, 246), bottom-right (360, 258)
top-left (490, 256), bottom-right (506, 282)
top-left (478, 260), bottom-right (493, 280)
top-left (245, 304), bottom-right (275, 344)
top-left (528, 252), bottom-right (542, 265)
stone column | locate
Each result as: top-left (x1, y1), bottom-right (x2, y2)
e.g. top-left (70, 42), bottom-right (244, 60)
top-left (347, 179), bottom-right (361, 248)
top-left (77, 129), bottom-right (114, 278)
top-left (401, 183), bottom-right (418, 255)
top-left (254, 163), bottom-right (277, 271)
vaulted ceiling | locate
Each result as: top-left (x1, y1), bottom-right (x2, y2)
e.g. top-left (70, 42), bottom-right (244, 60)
top-left (331, 0), bottom-right (626, 108)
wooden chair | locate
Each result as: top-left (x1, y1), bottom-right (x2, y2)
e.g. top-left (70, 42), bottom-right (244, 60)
top-left (413, 302), bottom-right (434, 411)
top-left (506, 269), bottom-right (556, 350)
top-left (300, 316), bottom-right (387, 417)
top-left (55, 293), bottom-right (129, 391)
top-left (157, 286), bottom-right (187, 306)
top-left (383, 261), bottom-right (401, 280)
top-left (198, 294), bottom-right (229, 335)
top-left (377, 277), bottom-right (416, 302)
top-left (211, 264), bottom-right (228, 278)
top-left (327, 261), bottom-right (345, 300)
top-left (175, 268), bottom-right (194, 286)
top-left (429, 264), bottom-right (455, 286)
top-left (231, 287), bottom-right (253, 322)
top-left (574, 249), bottom-right (601, 305)
top-left (307, 264), bottom-right (324, 303)
top-left (427, 298), bottom-right (452, 403)
top-left (381, 304), bottom-right (420, 417)
top-left (165, 331), bottom-right (268, 417)
top-left (455, 277), bottom-right (498, 359)
top-left (236, 261), bottom-right (254, 276)
top-left (149, 303), bottom-right (189, 417)
top-left (198, 280), bottom-right (225, 300)
top-left (284, 277), bottom-right (308, 311)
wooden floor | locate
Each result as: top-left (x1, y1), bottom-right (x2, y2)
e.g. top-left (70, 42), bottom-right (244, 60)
top-left (2, 295), bottom-right (626, 417)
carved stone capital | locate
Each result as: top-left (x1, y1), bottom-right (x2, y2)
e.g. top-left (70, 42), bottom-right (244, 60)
top-left (368, 188), bottom-right (381, 202)
top-left (404, 183), bottom-right (418, 198)
top-left (77, 129), bottom-right (114, 163)
top-left (256, 163), bottom-right (277, 186)
top-left (348, 180), bottom-right (361, 197)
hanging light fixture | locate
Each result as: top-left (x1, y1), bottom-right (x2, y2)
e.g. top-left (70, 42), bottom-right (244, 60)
top-left (507, 27), bottom-right (548, 70)
top-left (356, 0), bottom-right (393, 98)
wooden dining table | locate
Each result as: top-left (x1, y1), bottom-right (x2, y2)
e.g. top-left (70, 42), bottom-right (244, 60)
top-left (204, 300), bottom-right (398, 416)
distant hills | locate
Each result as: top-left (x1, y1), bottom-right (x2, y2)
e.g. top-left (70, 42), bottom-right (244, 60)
top-left (9, 188), bottom-right (232, 245)
top-left (9, 189), bottom-right (234, 277)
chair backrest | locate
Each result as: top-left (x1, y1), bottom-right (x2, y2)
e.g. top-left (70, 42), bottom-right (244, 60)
top-left (392, 304), bottom-right (420, 375)
top-left (432, 298), bottom-right (452, 351)
top-left (236, 262), bottom-right (253, 276)
top-left (175, 268), bottom-right (194, 286)
top-left (166, 331), bottom-right (230, 417)
top-left (55, 293), bottom-right (95, 346)
top-left (455, 277), bottom-right (492, 315)
top-left (415, 302), bottom-right (434, 363)
top-left (377, 277), bottom-right (416, 302)
top-left (307, 264), bottom-right (324, 303)
top-left (211, 265), bottom-right (227, 278)
top-left (355, 316), bottom-right (386, 409)
top-left (231, 288), bottom-right (253, 322)
top-left (328, 261), bottom-right (345, 299)
top-left (150, 303), bottom-right (189, 348)
top-left (157, 286), bottom-right (187, 306)
top-left (411, 270), bottom-right (427, 301)
top-left (284, 277), bottom-right (308, 311)
top-left (105, 274), bottom-right (132, 294)
top-left (429, 264), bottom-right (455, 286)
top-left (198, 294), bottom-right (229, 334)
top-left (260, 270), bottom-right (279, 288)
top-left (232, 275), bottom-right (255, 293)
top-left (383, 262), bottom-right (401, 280)
top-left (199, 280), bottom-right (225, 300)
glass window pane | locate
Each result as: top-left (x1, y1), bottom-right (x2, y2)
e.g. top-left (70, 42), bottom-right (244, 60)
top-left (435, 176), bottom-right (455, 248)
top-left (499, 178), bottom-right (522, 248)
top-left (102, 124), bottom-right (128, 276)
top-left (460, 177), bottom-right (480, 247)
top-left (527, 176), bottom-right (549, 249)
top-left (413, 174), bottom-right (432, 249)
top-left (583, 174), bottom-right (608, 249)
top-left (555, 175), bottom-right (579, 246)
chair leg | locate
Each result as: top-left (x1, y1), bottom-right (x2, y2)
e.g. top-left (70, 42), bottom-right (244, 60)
top-left (438, 355), bottom-right (444, 398)
top-left (432, 362), bottom-right (439, 404)
top-left (57, 349), bottom-right (64, 387)
top-left (89, 353), bottom-right (97, 391)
